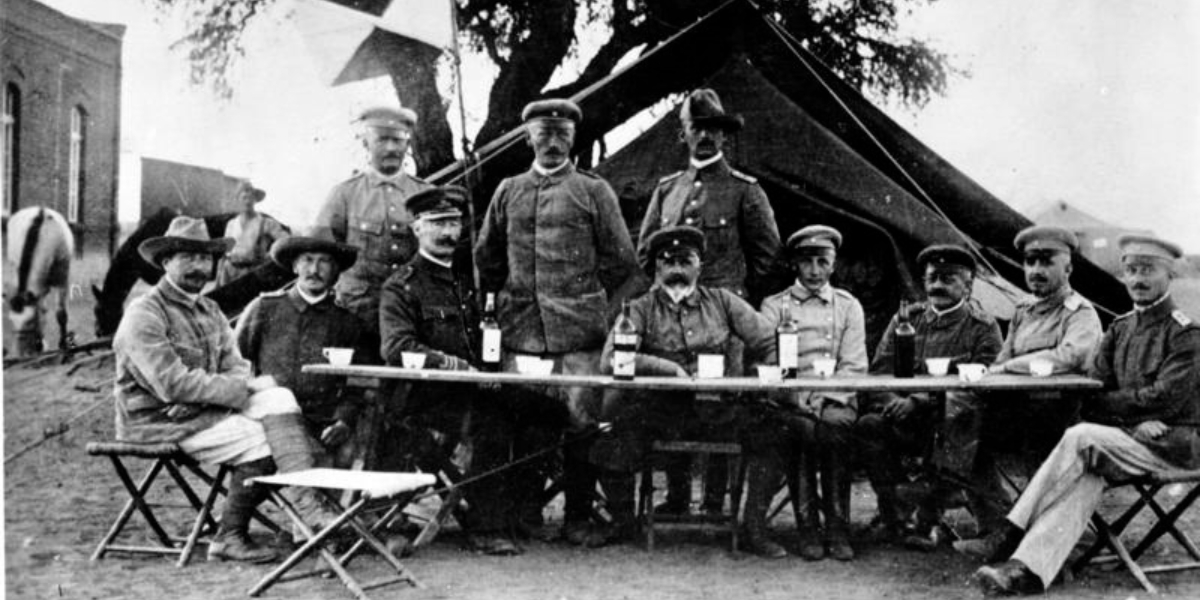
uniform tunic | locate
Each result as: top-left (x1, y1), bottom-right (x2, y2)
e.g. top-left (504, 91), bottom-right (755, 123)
top-left (113, 278), bottom-right (250, 443)
top-left (637, 159), bottom-right (781, 301)
top-left (994, 286), bottom-right (1102, 374)
top-left (235, 288), bottom-right (372, 427)
top-left (759, 282), bottom-right (868, 410)
top-left (1085, 296), bottom-right (1200, 467)
top-left (314, 169), bottom-right (434, 323)
top-left (474, 163), bottom-right (638, 354)
top-left (217, 212), bottom-right (289, 286)
top-left (1004, 298), bottom-right (1200, 588)
top-left (379, 253), bottom-right (480, 370)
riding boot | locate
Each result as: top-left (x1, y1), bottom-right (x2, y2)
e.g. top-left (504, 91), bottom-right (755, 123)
top-left (261, 413), bottom-right (340, 531)
top-left (702, 456), bottom-right (728, 514)
top-left (793, 453), bottom-right (826, 560)
top-left (598, 470), bottom-right (638, 543)
top-left (741, 459), bottom-right (787, 558)
top-left (209, 458), bottom-right (277, 563)
top-left (822, 455), bottom-right (855, 561)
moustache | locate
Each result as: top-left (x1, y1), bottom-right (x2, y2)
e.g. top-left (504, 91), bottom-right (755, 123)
top-left (183, 270), bottom-right (208, 280)
top-left (663, 272), bottom-right (690, 286)
top-left (1130, 284), bottom-right (1151, 291)
top-left (927, 288), bottom-right (949, 297)
top-left (435, 237), bottom-right (457, 247)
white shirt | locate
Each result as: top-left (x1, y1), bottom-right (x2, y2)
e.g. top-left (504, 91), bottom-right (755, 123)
top-left (532, 160), bottom-right (571, 177)
top-left (690, 152), bottom-right (724, 171)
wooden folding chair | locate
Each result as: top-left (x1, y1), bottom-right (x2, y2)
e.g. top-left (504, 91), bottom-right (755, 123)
top-left (639, 440), bottom-right (746, 552)
top-left (86, 440), bottom-right (279, 567)
top-left (248, 469), bottom-right (436, 600)
top-left (1073, 468), bottom-right (1200, 594)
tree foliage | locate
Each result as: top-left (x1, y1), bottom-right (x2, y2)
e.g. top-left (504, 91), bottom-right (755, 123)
top-left (155, 0), bottom-right (960, 174)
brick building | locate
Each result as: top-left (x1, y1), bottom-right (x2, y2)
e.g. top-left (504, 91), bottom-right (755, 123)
top-left (1, 0), bottom-right (124, 256)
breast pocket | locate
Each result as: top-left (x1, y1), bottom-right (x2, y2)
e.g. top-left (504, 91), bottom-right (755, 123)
top-left (172, 341), bottom-right (210, 371)
top-left (702, 212), bottom-right (738, 261)
top-left (348, 217), bottom-right (384, 260)
top-left (420, 305), bottom-right (465, 346)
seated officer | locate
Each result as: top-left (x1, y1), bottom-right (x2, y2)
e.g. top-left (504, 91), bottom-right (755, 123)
top-left (379, 186), bottom-right (567, 555)
top-left (963, 234), bottom-right (1200, 595)
top-left (236, 232), bottom-right (374, 467)
top-left (759, 225), bottom-right (868, 561)
top-left (857, 245), bottom-right (1002, 548)
top-left (592, 225), bottom-right (776, 550)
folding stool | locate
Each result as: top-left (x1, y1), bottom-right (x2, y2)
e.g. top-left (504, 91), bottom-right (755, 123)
top-left (247, 468), bottom-right (436, 600)
top-left (639, 440), bottom-right (746, 552)
top-left (87, 440), bottom-right (279, 567)
top-left (1073, 468), bottom-right (1200, 594)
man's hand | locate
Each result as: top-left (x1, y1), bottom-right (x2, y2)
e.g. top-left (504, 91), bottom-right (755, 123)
top-left (1132, 420), bottom-right (1169, 443)
top-left (165, 404), bottom-right (201, 421)
top-left (247, 375), bottom-right (278, 394)
top-left (987, 364), bottom-right (1007, 374)
top-left (320, 420), bottom-right (352, 447)
top-left (882, 396), bottom-right (918, 420)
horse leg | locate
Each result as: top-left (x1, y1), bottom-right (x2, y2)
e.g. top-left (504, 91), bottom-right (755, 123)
top-left (55, 286), bottom-right (72, 352)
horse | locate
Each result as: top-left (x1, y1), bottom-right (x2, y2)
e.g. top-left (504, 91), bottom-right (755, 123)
top-left (4, 206), bottom-right (74, 357)
top-left (93, 207), bottom-right (294, 337)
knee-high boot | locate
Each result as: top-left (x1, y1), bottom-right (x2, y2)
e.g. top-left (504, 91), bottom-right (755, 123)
top-left (741, 458), bottom-right (787, 558)
top-left (261, 413), bottom-right (339, 530)
top-left (209, 458), bottom-right (277, 563)
top-left (598, 470), bottom-right (638, 543)
top-left (793, 451), bottom-right (826, 560)
top-left (821, 453), bottom-right (855, 561)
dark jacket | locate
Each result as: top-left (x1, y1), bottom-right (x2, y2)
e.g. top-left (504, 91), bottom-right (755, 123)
top-left (637, 159), bottom-right (782, 303)
top-left (1085, 296), bottom-right (1200, 468)
top-left (379, 253), bottom-right (480, 369)
top-left (235, 288), bottom-right (373, 426)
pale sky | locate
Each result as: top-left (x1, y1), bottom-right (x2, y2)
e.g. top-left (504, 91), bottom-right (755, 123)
top-left (36, 0), bottom-right (1200, 252)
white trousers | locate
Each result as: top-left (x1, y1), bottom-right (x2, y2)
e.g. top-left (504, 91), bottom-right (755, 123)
top-left (1008, 423), bottom-right (1177, 587)
top-left (178, 387), bottom-right (300, 466)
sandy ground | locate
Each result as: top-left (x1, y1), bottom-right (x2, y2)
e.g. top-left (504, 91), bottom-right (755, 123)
top-left (4, 276), bottom-right (1200, 599)
top-left (5, 354), bottom-right (1200, 600)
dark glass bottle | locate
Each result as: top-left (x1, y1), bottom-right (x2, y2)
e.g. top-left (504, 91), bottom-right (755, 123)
top-left (893, 298), bottom-right (916, 378)
top-left (612, 300), bottom-right (639, 381)
top-left (480, 292), bottom-right (501, 372)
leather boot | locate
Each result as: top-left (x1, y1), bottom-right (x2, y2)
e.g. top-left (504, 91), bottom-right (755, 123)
top-left (702, 456), bottom-right (728, 514)
top-left (793, 454), bottom-right (825, 561)
top-left (209, 458), bottom-right (277, 563)
top-left (261, 413), bottom-right (341, 531)
top-left (821, 456), bottom-right (854, 561)
top-left (656, 455), bottom-right (691, 515)
top-left (598, 471), bottom-right (638, 544)
top-left (741, 459), bottom-right (787, 558)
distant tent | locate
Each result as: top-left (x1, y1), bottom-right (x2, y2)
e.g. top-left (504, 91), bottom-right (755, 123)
top-left (1028, 200), bottom-right (1151, 276)
top-left (430, 0), bottom-right (1131, 350)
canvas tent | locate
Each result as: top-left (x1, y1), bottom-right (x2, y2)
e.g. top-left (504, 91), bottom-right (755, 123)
top-left (430, 0), bottom-right (1131, 350)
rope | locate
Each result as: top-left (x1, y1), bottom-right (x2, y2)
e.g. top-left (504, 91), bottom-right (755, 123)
top-left (758, 15), bottom-right (1026, 307)
top-left (3, 385), bottom-right (112, 468)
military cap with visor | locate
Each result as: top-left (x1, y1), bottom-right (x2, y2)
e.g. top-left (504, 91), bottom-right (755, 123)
top-left (522, 99), bottom-right (582, 124)
top-left (1014, 225), bottom-right (1078, 255)
top-left (406, 185), bottom-right (468, 221)
top-left (646, 225), bottom-right (706, 262)
top-left (358, 106), bottom-right (417, 130)
top-left (139, 216), bottom-right (233, 268)
top-left (680, 88), bottom-right (743, 132)
top-left (786, 224), bottom-right (842, 255)
top-left (1117, 234), bottom-right (1183, 262)
top-left (917, 244), bottom-right (977, 275)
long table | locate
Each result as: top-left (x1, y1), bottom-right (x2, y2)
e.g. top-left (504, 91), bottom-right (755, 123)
top-left (303, 363), bottom-right (1103, 394)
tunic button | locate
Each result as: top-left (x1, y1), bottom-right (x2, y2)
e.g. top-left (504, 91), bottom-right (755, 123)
top-left (685, 218), bottom-right (694, 224)
top-left (690, 200), bottom-right (698, 206)
top-left (391, 244), bottom-right (399, 251)
top-left (719, 218), bottom-right (727, 225)
top-left (686, 330), bottom-right (693, 336)
top-left (694, 181), bottom-right (701, 187)
top-left (824, 352), bottom-right (831, 357)
top-left (663, 218), bottom-right (669, 225)
top-left (391, 264), bottom-right (398, 270)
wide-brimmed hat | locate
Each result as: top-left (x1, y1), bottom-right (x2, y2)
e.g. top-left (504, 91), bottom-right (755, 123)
top-left (138, 216), bottom-right (233, 268)
top-left (235, 180), bottom-right (266, 203)
top-left (680, 89), bottom-right (743, 132)
top-left (270, 232), bottom-right (358, 272)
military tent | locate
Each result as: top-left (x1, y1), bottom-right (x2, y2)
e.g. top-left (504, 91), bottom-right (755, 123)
top-left (430, 0), bottom-right (1131, 350)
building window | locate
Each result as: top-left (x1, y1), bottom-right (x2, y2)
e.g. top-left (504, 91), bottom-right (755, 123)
top-left (68, 105), bottom-right (86, 223)
top-left (2, 83), bottom-right (19, 215)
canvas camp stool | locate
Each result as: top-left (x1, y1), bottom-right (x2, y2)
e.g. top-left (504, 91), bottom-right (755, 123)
top-left (1072, 468), bottom-right (1200, 594)
top-left (247, 469), bottom-right (436, 600)
top-left (639, 440), bottom-right (746, 552)
top-left (86, 440), bottom-right (278, 567)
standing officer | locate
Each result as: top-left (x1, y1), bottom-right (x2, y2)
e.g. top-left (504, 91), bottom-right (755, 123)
top-left (314, 106), bottom-right (433, 328)
top-left (857, 245), bottom-right (1003, 547)
top-left (758, 225), bottom-right (868, 561)
top-left (474, 100), bottom-right (639, 546)
top-left (381, 186), bottom-right (568, 555)
top-left (963, 235), bottom-right (1199, 595)
top-left (962, 225), bottom-right (1104, 548)
top-left (636, 88), bottom-right (783, 517)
